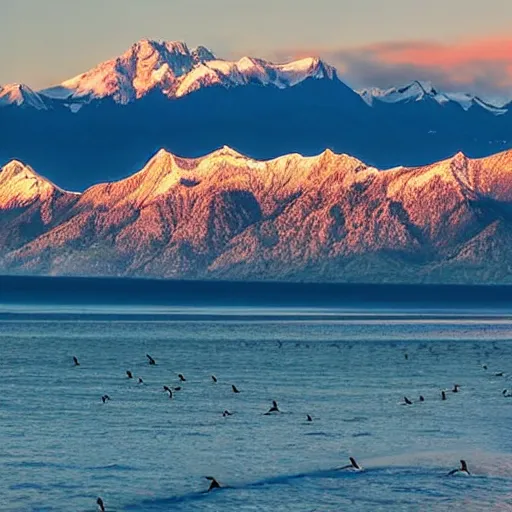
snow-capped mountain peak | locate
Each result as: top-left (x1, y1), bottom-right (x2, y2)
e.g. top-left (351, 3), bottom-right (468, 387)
top-left (0, 83), bottom-right (49, 110)
top-left (39, 39), bottom-right (338, 106)
top-left (41, 39), bottom-right (215, 104)
top-left (359, 80), bottom-right (441, 105)
top-left (358, 80), bottom-right (507, 114)
top-left (0, 160), bottom-right (76, 208)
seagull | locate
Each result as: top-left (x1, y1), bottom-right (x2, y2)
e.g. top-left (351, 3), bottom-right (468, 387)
top-left (339, 457), bottom-right (363, 471)
top-left (126, 370), bottom-right (133, 379)
top-left (265, 400), bottom-right (280, 414)
top-left (232, 385), bottom-right (240, 393)
top-left (146, 354), bottom-right (156, 365)
top-left (403, 396), bottom-right (413, 405)
top-left (211, 375), bottom-right (218, 383)
top-left (223, 410), bottom-right (233, 417)
top-left (73, 356), bottom-right (80, 366)
top-left (178, 374), bottom-right (186, 382)
top-left (447, 459), bottom-right (470, 476)
top-left (101, 395), bottom-right (111, 404)
top-left (205, 476), bottom-right (221, 492)
top-left (97, 497), bottom-right (105, 512)
top-left (306, 414), bottom-right (313, 422)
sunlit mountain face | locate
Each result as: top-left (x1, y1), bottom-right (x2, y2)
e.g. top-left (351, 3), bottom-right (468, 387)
top-left (2, 147), bottom-right (512, 283)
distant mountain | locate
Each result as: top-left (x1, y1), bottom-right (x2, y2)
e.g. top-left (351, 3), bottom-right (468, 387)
top-left (2, 147), bottom-right (512, 284)
top-left (0, 84), bottom-right (51, 110)
top-left (0, 39), bottom-right (510, 190)
top-left (358, 81), bottom-right (507, 115)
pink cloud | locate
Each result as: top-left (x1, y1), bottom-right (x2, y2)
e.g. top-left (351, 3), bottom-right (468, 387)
top-left (368, 38), bottom-right (512, 69)
top-left (274, 36), bottom-right (512, 103)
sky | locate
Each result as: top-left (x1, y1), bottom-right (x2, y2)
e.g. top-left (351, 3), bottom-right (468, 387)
top-left (2, 0), bottom-right (512, 102)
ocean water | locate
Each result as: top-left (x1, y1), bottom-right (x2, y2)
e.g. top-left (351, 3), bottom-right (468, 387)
top-left (2, 308), bottom-right (512, 511)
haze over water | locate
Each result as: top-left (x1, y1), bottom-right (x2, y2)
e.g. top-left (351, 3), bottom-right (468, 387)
top-left (2, 301), bottom-right (512, 511)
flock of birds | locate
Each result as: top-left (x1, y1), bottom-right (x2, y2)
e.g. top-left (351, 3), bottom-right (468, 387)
top-left (399, 352), bottom-right (512, 404)
top-left (69, 348), bottom-right (510, 512)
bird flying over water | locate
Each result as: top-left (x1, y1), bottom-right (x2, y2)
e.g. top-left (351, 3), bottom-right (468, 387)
top-left (447, 460), bottom-right (470, 476)
top-left (339, 457), bottom-right (362, 471)
top-left (265, 400), bottom-right (280, 414)
top-left (73, 356), bottom-right (80, 366)
top-left (96, 497), bottom-right (105, 512)
top-left (232, 385), bottom-right (240, 393)
top-left (205, 476), bottom-right (221, 492)
top-left (146, 354), bottom-right (156, 365)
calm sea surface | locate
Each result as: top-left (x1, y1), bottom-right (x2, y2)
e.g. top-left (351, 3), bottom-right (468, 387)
top-left (1, 306), bottom-right (512, 511)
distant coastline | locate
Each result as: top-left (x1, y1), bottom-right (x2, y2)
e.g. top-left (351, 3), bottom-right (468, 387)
top-left (2, 274), bottom-right (512, 309)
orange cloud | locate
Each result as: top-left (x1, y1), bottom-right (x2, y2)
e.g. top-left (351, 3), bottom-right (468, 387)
top-left (367, 37), bottom-right (512, 69)
top-left (274, 35), bottom-right (512, 103)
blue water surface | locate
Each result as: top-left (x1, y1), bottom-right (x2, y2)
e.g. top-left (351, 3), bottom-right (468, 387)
top-left (1, 308), bottom-right (512, 511)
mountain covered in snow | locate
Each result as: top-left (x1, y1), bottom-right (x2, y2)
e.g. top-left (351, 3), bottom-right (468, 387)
top-left (2, 147), bottom-right (512, 283)
top-left (358, 81), bottom-right (507, 115)
top-left (0, 39), bottom-right (511, 190)
top-left (40, 39), bottom-right (337, 106)
top-left (0, 84), bottom-right (51, 110)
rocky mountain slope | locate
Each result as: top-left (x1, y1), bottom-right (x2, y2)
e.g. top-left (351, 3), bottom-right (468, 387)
top-left (2, 147), bottom-right (512, 283)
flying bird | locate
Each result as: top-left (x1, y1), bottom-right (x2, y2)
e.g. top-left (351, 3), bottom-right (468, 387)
top-left (447, 460), bottom-right (470, 476)
top-left (205, 476), bottom-right (221, 492)
top-left (265, 400), bottom-right (280, 414)
top-left (96, 497), bottom-right (105, 512)
top-left (339, 457), bottom-right (362, 471)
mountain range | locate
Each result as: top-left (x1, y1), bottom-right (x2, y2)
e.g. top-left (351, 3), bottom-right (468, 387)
top-left (1, 39), bottom-right (511, 190)
top-left (2, 147), bottom-right (512, 283)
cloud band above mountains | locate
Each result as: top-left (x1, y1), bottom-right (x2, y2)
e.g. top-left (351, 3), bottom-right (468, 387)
top-left (274, 36), bottom-right (512, 103)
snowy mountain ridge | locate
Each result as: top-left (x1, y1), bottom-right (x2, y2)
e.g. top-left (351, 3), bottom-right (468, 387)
top-left (358, 80), bottom-right (507, 114)
top-left (39, 39), bottom-right (337, 105)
